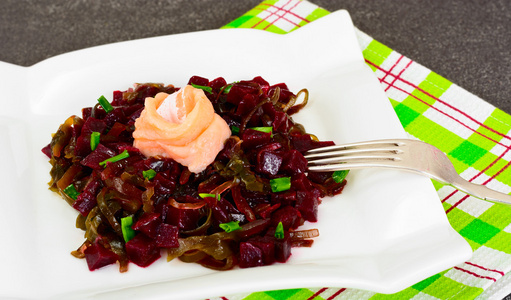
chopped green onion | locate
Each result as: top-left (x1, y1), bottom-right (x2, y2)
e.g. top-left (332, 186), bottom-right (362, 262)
top-left (219, 221), bottom-right (241, 233)
top-left (249, 126), bottom-right (273, 134)
top-left (222, 84), bottom-right (233, 94)
top-left (63, 184), bottom-right (80, 200)
top-left (97, 95), bottom-right (113, 113)
top-left (199, 193), bottom-right (221, 201)
top-left (143, 169), bottom-right (157, 180)
top-left (332, 170), bottom-right (349, 183)
top-left (90, 131), bottom-right (100, 151)
top-left (121, 216), bottom-right (136, 242)
top-left (231, 125), bottom-right (240, 135)
top-left (190, 83), bottom-right (213, 94)
top-left (270, 177), bottom-right (291, 193)
top-left (275, 222), bottom-right (284, 239)
top-left (99, 149), bottom-right (130, 167)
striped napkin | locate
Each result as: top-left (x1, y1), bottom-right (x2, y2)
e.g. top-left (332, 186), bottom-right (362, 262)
top-left (209, 1), bottom-right (511, 299)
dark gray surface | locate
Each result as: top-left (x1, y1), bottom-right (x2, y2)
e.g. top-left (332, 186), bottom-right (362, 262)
top-left (0, 0), bottom-right (509, 114)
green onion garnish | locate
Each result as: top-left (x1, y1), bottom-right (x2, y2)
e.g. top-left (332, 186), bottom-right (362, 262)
top-left (63, 184), bottom-right (80, 200)
top-left (190, 83), bottom-right (213, 94)
top-left (99, 149), bottom-right (130, 167)
top-left (270, 177), bottom-right (291, 193)
top-left (143, 169), bottom-right (157, 180)
top-left (249, 126), bottom-right (273, 134)
top-left (97, 95), bottom-right (113, 113)
top-left (231, 125), bottom-right (240, 135)
top-left (90, 131), bottom-right (100, 151)
top-left (219, 221), bottom-right (241, 233)
top-left (332, 170), bottom-right (349, 183)
top-left (121, 216), bottom-right (136, 242)
top-left (274, 221), bottom-right (284, 239)
top-left (222, 84), bottom-right (233, 94)
top-left (199, 193), bottom-right (221, 201)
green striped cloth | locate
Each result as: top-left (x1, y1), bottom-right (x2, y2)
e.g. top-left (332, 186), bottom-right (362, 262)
top-left (211, 1), bottom-right (511, 299)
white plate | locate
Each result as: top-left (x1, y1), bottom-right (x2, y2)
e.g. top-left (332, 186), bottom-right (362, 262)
top-left (0, 10), bottom-right (471, 300)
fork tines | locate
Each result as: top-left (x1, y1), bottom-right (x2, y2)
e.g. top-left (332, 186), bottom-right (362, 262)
top-left (304, 140), bottom-right (406, 172)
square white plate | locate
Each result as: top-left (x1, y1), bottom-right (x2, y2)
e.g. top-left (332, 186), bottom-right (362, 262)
top-left (0, 10), bottom-right (471, 300)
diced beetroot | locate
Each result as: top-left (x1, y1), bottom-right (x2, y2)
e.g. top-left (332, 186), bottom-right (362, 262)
top-left (81, 117), bottom-right (107, 135)
top-left (252, 76), bottom-right (270, 94)
top-left (273, 111), bottom-right (291, 133)
top-left (41, 143), bottom-right (52, 158)
top-left (125, 234), bottom-right (161, 267)
top-left (128, 107), bottom-right (144, 124)
top-left (74, 135), bottom-right (92, 157)
top-left (248, 236), bottom-right (275, 265)
top-left (271, 206), bottom-right (302, 230)
top-left (81, 144), bottom-right (116, 170)
top-left (210, 200), bottom-right (231, 224)
top-left (281, 150), bottom-right (307, 175)
top-left (241, 129), bottom-right (271, 150)
top-left (271, 190), bottom-right (296, 207)
top-left (155, 224), bottom-right (179, 248)
top-left (274, 235), bottom-right (291, 263)
top-left (235, 94), bottom-right (258, 116)
top-left (188, 75), bottom-right (209, 87)
top-left (153, 173), bottom-right (177, 195)
top-left (72, 178), bottom-right (102, 216)
top-left (84, 241), bottom-right (119, 271)
top-left (291, 134), bottom-right (335, 152)
top-left (256, 151), bottom-right (283, 176)
top-left (295, 190), bottom-right (319, 222)
top-left (103, 107), bottom-right (128, 128)
top-left (291, 173), bottom-right (314, 191)
top-left (112, 90), bottom-right (123, 105)
top-left (239, 242), bottom-right (264, 268)
top-left (307, 171), bottom-right (334, 184)
top-left (132, 213), bottom-right (162, 239)
top-left (82, 107), bottom-right (93, 120)
top-left (165, 204), bottom-right (203, 231)
top-left (226, 83), bottom-right (259, 105)
top-left (208, 77), bottom-right (227, 91)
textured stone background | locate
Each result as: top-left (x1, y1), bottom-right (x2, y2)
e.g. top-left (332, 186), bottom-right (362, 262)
top-left (0, 0), bottom-right (509, 114)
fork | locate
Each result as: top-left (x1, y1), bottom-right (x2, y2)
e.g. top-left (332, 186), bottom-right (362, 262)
top-left (304, 139), bottom-right (511, 206)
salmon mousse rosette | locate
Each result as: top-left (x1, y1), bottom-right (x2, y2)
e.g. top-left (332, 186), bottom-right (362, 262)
top-left (133, 85), bottom-right (231, 173)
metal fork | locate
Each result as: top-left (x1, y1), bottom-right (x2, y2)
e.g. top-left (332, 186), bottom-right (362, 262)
top-left (304, 139), bottom-right (511, 206)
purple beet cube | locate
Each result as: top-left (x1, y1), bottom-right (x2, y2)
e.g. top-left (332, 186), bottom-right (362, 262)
top-left (295, 190), bottom-right (319, 222)
top-left (274, 236), bottom-right (291, 263)
top-left (132, 213), bottom-right (162, 239)
top-left (241, 129), bottom-right (271, 150)
top-left (281, 150), bottom-right (307, 175)
top-left (72, 179), bottom-right (101, 217)
top-left (125, 234), bottom-right (161, 268)
top-left (248, 237), bottom-right (275, 265)
top-left (257, 151), bottom-right (283, 176)
top-left (271, 206), bottom-right (302, 230)
top-left (80, 144), bottom-right (116, 170)
top-left (187, 75), bottom-right (209, 87)
top-left (84, 242), bottom-right (119, 271)
top-left (155, 224), bottom-right (179, 248)
top-left (164, 204), bottom-right (203, 231)
top-left (239, 242), bottom-right (264, 268)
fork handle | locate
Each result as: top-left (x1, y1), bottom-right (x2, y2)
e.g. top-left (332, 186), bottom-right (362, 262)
top-left (451, 178), bottom-right (511, 206)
